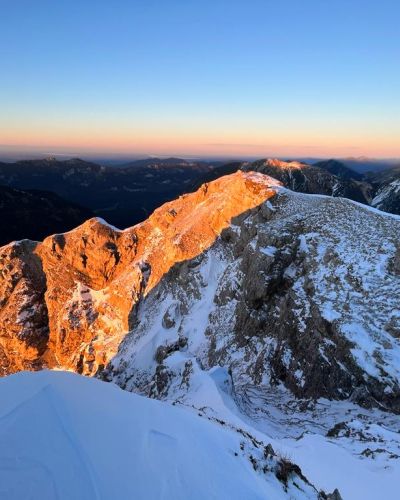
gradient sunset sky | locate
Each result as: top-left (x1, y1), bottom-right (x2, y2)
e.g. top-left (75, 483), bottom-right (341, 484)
top-left (1, 0), bottom-right (399, 158)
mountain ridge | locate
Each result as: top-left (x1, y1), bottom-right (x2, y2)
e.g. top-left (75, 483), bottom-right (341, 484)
top-left (1, 155), bottom-right (400, 248)
top-left (1, 171), bottom-right (399, 412)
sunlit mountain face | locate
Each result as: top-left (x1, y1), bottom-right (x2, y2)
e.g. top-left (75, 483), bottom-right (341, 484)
top-left (0, 171), bottom-right (279, 375)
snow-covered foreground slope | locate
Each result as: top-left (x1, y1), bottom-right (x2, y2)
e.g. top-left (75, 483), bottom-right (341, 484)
top-left (0, 371), bottom-right (329, 500)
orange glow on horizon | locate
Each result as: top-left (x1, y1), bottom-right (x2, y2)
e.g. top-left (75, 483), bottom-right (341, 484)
top-left (1, 123), bottom-right (399, 159)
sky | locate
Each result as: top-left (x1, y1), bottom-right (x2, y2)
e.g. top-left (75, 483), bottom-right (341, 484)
top-left (1, 0), bottom-right (399, 159)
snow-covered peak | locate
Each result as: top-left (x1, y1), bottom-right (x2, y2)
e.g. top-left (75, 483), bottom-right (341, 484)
top-left (264, 158), bottom-right (308, 169)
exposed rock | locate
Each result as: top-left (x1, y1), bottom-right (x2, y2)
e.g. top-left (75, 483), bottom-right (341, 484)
top-left (0, 240), bottom-right (48, 375)
top-left (0, 171), bottom-right (278, 375)
top-left (369, 166), bottom-right (400, 215)
top-left (107, 187), bottom-right (400, 414)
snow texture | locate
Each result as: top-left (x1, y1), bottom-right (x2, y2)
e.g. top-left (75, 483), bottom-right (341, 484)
top-left (0, 371), bottom-right (321, 500)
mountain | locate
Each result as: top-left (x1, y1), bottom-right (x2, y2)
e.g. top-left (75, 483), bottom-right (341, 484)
top-left (119, 156), bottom-right (221, 169)
top-left (1, 171), bottom-right (399, 498)
top-left (310, 159), bottom-right (400, 216)
top-left (368, 166), bottom-right (400, 215)
top-left (0, 185), bottom-right (93, 246)
top-left (0, 157), bottom-right (217, 229)
top-left (241, 158), bottom-right (371, 204)
top-left (0, 370), bottom-right (329, 500)
top-left (1, 171), bottom-right (399, 406)
top-left (0, 172), bottom-right (279, 375)
top-left (313, 159), bottom-right (363, 181)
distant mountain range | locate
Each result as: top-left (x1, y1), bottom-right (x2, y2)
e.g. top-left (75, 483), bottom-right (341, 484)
top-left (338, 156), bottom-right (400, 174)
top-left (0, 157), bottom-right (216, 230)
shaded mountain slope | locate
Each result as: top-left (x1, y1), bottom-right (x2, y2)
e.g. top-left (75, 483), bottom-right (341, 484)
top-left (369, 166), bottom-right (400, 215)
top-left (313, 159), bottom-right (363, 181)
top-left (107, 184), bottom-right (400, 414)
top-left (0, 157), bottom-right (217, 228)
top-left (0, 185), bottom-right (93, 246)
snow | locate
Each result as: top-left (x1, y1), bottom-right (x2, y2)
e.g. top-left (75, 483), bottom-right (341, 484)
top-left (242, 171), bottom-right (283, 188)
top-left (281, 432), bottom-right (400, 500)
top-left (92, 217), bottom-right (122, 232)
top-left (221, 382), bottom-right (400, 500)
top-left (320, 304), bottom-right (341, 322)
top-left (260, 245), bottom-right (277, 257)
top-left (0, 371), bottom-right (319, 500)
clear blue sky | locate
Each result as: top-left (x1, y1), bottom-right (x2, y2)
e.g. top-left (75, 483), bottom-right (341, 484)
top-left (1, 0), bottom-right (399, 158)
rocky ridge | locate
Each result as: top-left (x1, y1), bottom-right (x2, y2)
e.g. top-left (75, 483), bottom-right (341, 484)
top-left (1, 171), bottom-right (399, 415)
top-left (0, 171), bottom-right (278, 376)
top-left (241, 158), bottom-right (372, 204)
top-left (107, 180), bottom-right (400, 414)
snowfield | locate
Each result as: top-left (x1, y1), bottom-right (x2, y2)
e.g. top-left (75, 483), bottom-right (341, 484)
top-left (0, 371), bottom-right (324, 500)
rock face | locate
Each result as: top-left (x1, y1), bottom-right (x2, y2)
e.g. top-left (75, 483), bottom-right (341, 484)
top-left (0, 171), bottom-right (278, 375)
top-left (0, 240), bottom-right (48, 375)
top-left (106, 181), bottom-right (400, 414)
top-left (1, 171), bottom-right (399, 413)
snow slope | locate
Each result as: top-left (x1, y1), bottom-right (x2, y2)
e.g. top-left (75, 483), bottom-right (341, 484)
top-left (110, 187), bottom-right (400, 410)
top-left (0, 371), bottom-right (324, 500)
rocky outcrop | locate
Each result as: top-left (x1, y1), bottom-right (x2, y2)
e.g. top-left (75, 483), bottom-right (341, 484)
top-left (0, 240), bottom-right (49, 375)
top-left (0, 171), bottom-right (279, 375)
